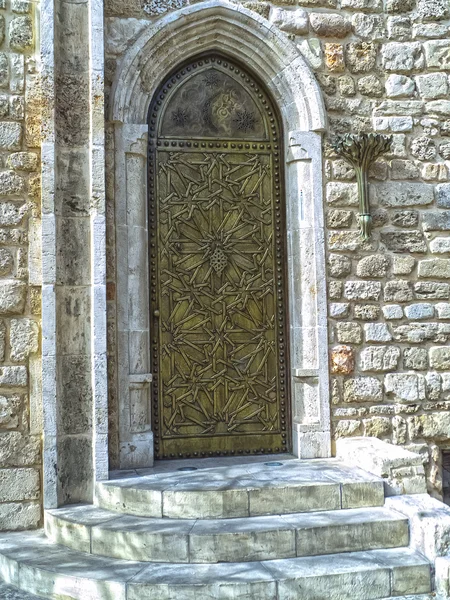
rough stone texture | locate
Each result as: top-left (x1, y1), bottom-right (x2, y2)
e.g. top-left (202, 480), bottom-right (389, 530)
top-left (343, 377), bottom-right (382, 403)
top-left (309, 13), bottom-right (351, 38)
top-left (331, 345), bottom-right (354, 374)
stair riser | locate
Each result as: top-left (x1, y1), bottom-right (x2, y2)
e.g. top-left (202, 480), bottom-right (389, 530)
top-left (95, 480), bottom-right (384, 519)
top-left (45, 512), bottom-right (409, 563)
top-left (9, 562), bottom-right (432, 600)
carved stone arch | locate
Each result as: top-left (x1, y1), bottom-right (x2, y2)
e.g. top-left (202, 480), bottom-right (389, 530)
top-left (110, 0), bottom-right (331, 468)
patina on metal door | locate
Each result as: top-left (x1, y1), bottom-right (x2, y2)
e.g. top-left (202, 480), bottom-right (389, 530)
top-left (148, 55), bottom-right (290, 459)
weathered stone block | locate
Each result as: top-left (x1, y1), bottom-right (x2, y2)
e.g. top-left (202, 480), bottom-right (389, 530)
top-left (423, 212), bottom-right (450, 232)
top-left (385, 373), bottom-right (426, 402)
top-left (385, 0), bottom-right (414, 11)
top-left (0, 365), bottom-right (26, 386)
top-left (0, 171), bottom-right (23, 195)
top-left (0, 280), bottom-right (26, 314)
top-left (7, 151), bottom-right (38, 171)
top-left (328, 254), bottom-right (352, 277)
top-left (364, 417), bottom-right (391, 437)
top-left (330, 345), bottom-right (354, 374)
top-left (358, 74), bottom-right (383, 96)
top-left (344, 281), bottom-right (381, 301)
top-left (341, 0), bottom-right (382, 9)
top-left (382, 305), bottom-right (403, 320)
top-left (310, 13), bottom-right (350, 37)
top-left (430, 347), bottom-right (450, 370)
top-left (336, 322), bottom-right (362, 344)
top-left (364, 323), bottom-right (392, 342)
top-left (10, 318), bottom-right (39, 362)
top-left (383, 230), bottom-right (425, 256)
top-left (270, 8), bottom-right (308, 34)
top-left (387, 15), bottom-right (411, 41)
top-left (326, 209), bottom-right (353, 229)
top-left (354, 305), bottom-right (380, 320)
top-left (392, 322), bottom-right (441, 343)
top-left (424, 41), bottom-right (450, 69)
top-left (334, 419), bottom-right (361, 437)
top-left (411, 136), bottom-right (436, 161)
top-left (419, 259), bottom-right (450, 279)
top-left (415, 282), bottom-right (449, 299)
top-left (0, 432), bottom-right (40, 466)
top-left (330, 303), bottom-right (350, 318)
top-left (391, 210), bottom-right (418, 228)
top-left (409, 413), bottom-right (450, 441)
top-left (9, 16), bottom-right (33, 50)
top-left (344, 376), bottom-right (382, 402)
top-left (326, 182), bottom-right (358, 206)
top-left (384, 280), bottom-right (413, 302)
top-left (436, 303), bottom-right (450, 319)
top-left (416, 72), bottom-right (448, 100)
top-left (0, 122), bottom-right (22, 150)
top-left (345, 42), bottom-right (377, 74)
top-left (392, 255), bottom-right (415, 275)
top-left (385, 74), bottom-right (415, 98)
top-left (404, 303), bottom-right (434, 320)
top-left (0, 467), bottom-right (39, 501)
top-left (372, 182), bottom-right (433, 207)
top-left (360, 346), bottom-right (401, 371)
top-left (328, 231), bottom-right (373, 251)
top-left (352, 14), bottom-right (385, 40)
top-left (418, 0), bottom-right (448, 20)
top-left (0, 394), bottom-right (22, 429)
top-left (403, 348), bottom-right (428, 371)
top-left (356, 254), bottom-right (388, 278)
top-left (0, 501), bottom-right (40, 531)
top-left (390, 159), bottom-right (419, 179)
top-left (58, 354), bottom-right (92, 435)
top-left (382, 42), bottom-right (423, 72)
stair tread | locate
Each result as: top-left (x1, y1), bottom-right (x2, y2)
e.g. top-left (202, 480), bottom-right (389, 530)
top-left (95, 458), bottom-right (385, 519)
top-left (48, 503), bottom-right (406, 534)
top-left (100, 458), bottom-right (383, 492)
top-left (0, 531), bottom-right (429, 579)
top-left (0, 532), bottom-right (431, 599)
top-left (0, 582), bottom-right (42, 600)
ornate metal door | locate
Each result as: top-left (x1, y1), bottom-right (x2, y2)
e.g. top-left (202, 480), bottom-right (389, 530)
top-left (148, 55), bottom-right (290, 459)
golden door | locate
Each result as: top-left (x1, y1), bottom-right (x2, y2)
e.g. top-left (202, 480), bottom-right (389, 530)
top-left (148, 55), bottom-right (290, 459)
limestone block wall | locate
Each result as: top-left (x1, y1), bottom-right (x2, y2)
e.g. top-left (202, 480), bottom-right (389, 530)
top-left (104, 0), bottom-right (450, 495)
top-left (0, 0), bottom-right (41, 529)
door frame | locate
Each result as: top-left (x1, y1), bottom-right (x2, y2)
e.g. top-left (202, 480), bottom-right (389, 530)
top-left (109, 0), bottom-right (331, 469)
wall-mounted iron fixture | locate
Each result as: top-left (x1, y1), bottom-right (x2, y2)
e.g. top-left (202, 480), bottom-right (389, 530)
top-left (332, 133), bottom-right (392, 240)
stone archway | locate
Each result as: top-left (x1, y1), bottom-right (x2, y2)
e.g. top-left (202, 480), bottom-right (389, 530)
top-left (110, 0), bottom-right (331, 468)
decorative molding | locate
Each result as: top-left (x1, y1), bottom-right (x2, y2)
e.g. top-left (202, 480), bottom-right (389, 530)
top-left (332, 133), bottom-right (392, 240)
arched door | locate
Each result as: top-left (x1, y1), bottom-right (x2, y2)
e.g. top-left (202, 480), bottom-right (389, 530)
top-left (148, 55), bottom-right (290, 459)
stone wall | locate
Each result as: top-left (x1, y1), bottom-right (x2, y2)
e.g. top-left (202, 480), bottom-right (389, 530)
top-left (0, 0), bottom-right (41, 529)
top-left (104, 0), bottom-right (450, 496)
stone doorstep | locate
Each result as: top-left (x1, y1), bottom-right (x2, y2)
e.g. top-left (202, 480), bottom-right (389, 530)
top-left (0, 531), bottom-right (432, 600)
top-left (0, 582), bottom-right (42, 600)
top-left (45, 504), bottom-right (409, 563)
top-left (95, 458), bottom-right (385, 519)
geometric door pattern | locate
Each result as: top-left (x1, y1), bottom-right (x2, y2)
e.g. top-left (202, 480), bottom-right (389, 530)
top-left (148, 55), bottom-right (290, 458)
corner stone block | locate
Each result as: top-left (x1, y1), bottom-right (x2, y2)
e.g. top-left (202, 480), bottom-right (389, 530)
top-left (337, 437), bottom-right (426, 496)
top-left (386, 494), bottom-right (450, 560)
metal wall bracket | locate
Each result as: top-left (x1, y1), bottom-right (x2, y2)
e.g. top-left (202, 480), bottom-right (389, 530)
top-left (332, 133), bottom-right (392, 240)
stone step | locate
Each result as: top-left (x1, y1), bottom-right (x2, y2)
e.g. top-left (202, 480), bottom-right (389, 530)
top-left (95, 458), bottom-right (385, 518)
top-left (0, 531), bottom-right (431, 600)
top-left (45, 504), bottom-right (409, 563)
